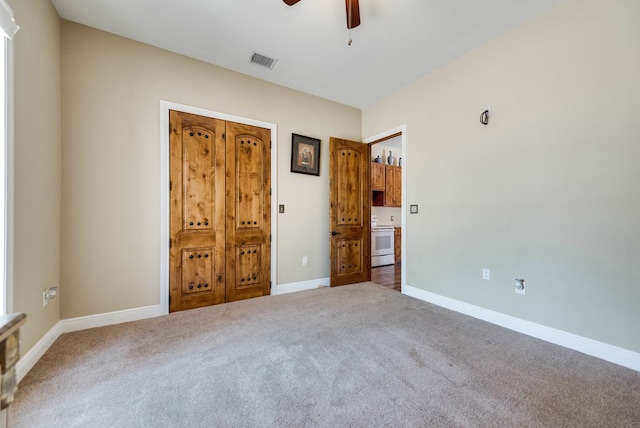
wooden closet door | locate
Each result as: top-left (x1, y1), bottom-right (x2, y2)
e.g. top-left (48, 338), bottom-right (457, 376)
top-left (225, 122), bottom-right (271, 302)
top-left (169, 111), bottom-right (226, 312)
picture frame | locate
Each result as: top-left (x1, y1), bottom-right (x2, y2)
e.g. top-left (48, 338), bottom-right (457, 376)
top-left (290, 133), bottom-right (321, 176)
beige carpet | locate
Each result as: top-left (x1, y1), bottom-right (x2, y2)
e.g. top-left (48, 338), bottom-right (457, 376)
top-left (11, 283), bottom-right (640, 427)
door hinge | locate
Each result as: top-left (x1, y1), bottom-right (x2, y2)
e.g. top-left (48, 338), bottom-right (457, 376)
top-left (169, 181), bottom-right (172, 191)
top-left (168, 295), bottom-right (171, 306)
top-left (169, 238), bottom-right (172, 249)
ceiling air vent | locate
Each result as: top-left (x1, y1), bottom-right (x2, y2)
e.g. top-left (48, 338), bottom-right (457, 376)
top-left (249, 52), bottom-right (278, 70)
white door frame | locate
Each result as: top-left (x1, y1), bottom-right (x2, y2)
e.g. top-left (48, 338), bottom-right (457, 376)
top-left (363, 125), bottom-right (407, 292)
top-left (159, 101), bottom-right (278, 314)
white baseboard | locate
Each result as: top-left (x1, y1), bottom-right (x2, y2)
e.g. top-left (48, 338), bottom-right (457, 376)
top-left (15, 283), bottom-right (328, 383)
top-left (403, 284), bottom-right (640, 372)
top-left (273, 278), bottom-right (330, 295)
top-left (16, 321), bottom-right (62, 383)
top-left (17, 287), bottom-right (328, 383)
top-left (21, 283), bottom-right (637, 385)
top-left (17, 304), bottom-right (165, 383)
top-left (60, 304), bottom-right (164, 334)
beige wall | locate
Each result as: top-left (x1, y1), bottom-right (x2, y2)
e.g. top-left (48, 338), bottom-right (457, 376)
top-left (10, 0), bottom-right (62, 353)
top-left (60, 21), bottom-right (361, 319)
top-left (363, 0), bottom-right (640, 352)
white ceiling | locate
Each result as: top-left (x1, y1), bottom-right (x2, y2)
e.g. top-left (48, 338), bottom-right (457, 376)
top-left (51, 0), bottom-right (563, 109)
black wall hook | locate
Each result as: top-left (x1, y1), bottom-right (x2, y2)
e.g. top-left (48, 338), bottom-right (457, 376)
top-left (480, 109), bottom-right (490, 125)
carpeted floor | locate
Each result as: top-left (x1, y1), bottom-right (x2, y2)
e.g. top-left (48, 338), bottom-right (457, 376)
top-left (11, 283), bottom-right (640, 427)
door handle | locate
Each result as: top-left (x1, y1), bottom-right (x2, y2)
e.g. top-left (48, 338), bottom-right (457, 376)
top-left (331, 231), bottom-right (341, 236)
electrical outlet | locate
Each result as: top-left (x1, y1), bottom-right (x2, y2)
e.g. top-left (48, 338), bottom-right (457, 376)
top-left (515, 278), bottom-right (526, 295)
top-left (390, 216), bottom-right (394, 221)
top-left (482, 269), bottom-right (490, 281)
top-left (302, 256), bottom-right (308, 266)
top-left (42, 286), bottom-right (58, 307)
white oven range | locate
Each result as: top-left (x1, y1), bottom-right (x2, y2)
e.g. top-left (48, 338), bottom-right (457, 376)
top-left (371, 226), bottom-right (395, 267)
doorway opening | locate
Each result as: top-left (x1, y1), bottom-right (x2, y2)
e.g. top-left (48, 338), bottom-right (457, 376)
top-left (364, 127), bottom-right (406, 292)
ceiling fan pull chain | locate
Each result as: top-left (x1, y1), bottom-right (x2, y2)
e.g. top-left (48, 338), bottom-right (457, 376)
top-left (347, 0), bottom-right (352, 45)
top-left (345, 0), bottom-right (360, 44)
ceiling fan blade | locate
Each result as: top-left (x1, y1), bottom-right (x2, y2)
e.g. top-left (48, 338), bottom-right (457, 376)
top-left (345, 0), bottom-right (361, 29)
top-left (283, 0), bottom-right (301, 5)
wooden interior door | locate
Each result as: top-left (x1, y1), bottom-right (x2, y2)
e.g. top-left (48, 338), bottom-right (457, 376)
top-left (169, 111), bottom-right (226, 312)
top-left (329, 137), bottom-right (371, 286)
top-left (225, 122), bottom-right (271, 302)
top-left (169, 112), bottom-right (271, 311)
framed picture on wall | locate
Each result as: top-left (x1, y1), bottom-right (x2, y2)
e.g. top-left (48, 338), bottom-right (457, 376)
top-left (290, 133), bottom-right (321, 176)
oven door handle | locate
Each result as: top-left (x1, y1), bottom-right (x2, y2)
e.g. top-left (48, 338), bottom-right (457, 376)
top-left (331, 231), bottom-right (341, 236)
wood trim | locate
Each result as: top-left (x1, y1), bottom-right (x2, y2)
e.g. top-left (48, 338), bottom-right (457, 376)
top-left (367, 131), bottom-right (401, 146)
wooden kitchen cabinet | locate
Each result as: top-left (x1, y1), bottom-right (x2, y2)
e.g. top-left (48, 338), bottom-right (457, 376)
top-left (371, 163), bottom-right (385, 191)
top-left (395, 227), bottom-right (401, 264)
top-left (385, 166), bottom-right (401, 207)
top-left (371, 164), bottom-right (401, 207)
